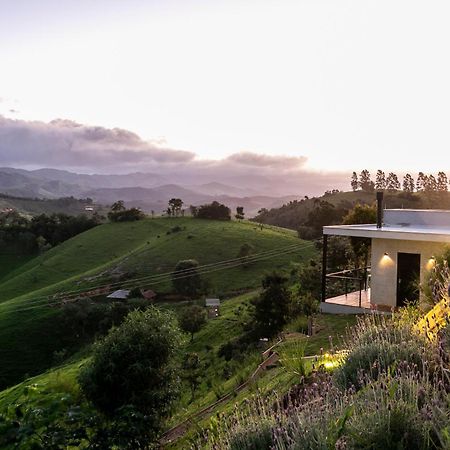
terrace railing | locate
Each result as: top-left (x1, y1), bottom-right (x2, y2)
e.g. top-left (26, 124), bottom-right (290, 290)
top-left (325, 266), bottom-right (371, 308)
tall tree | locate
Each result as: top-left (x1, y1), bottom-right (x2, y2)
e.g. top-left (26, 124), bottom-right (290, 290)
top-left (235, 206), bottom-right (245, 221)
top-left (437, 172), bottom-right (448, 192)
top-left (172, 259), bottom-right (203, 298)
top-left (386, 172), bottom-right (400, 192)
top-left (402, 173), bottom-right (415, 193)
top-left (351, 172), bottom-right (359, 191)
top-left (178, 305), bottom-right (207, 341)
top-left (416, 172), bottom-right (426, 192)
top-left (343, 204), bottom-right (377, 268)
top-left (359, 170), bottom-right (374, 192)
top-left (111, 200), bottom-right (125, 212)
top-left (168, 198), bottom-right (184, 217)
top-left (252, 272), bottom-right (291, 338)
top-left (375, 170), bottom-right (386, 190)
top-left (425, 174), bottom-right (437, 192)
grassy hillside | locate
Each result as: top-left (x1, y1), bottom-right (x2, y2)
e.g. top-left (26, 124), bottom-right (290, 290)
top-left (0, 290), bottom-right (355, 450)
top-left (0, 218), bottom-right (316, 388)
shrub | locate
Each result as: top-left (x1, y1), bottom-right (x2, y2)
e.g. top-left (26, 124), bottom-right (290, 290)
top-left (252, 272), bottom-right (292, 338)
top-left (79, 308), bottom-right (183, 437)
top-left (334, 315), bottom-right (436, 389)
top-left (422, 247), bottom-right (450, 305)
top-left (108, 207), bottom-right (145, 222)
top-left (178, 305), bottom-right (207, 341)
top-left (195, 201), bottom-right (231, 220)
top-left (172, 259), bottom-right (203, 298)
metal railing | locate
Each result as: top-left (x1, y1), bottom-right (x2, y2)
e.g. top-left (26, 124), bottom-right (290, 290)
top-left (325, 266), bottom-right (371, 308)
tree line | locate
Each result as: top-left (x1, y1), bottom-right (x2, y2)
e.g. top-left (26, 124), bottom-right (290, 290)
top-left (351, 170), bottom-right (449, 193)
top-left (0, 210), bottom-right (100, 253)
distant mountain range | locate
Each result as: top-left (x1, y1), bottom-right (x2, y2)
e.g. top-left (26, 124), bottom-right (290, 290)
top-left (0, 167), bottom-right (300, 216)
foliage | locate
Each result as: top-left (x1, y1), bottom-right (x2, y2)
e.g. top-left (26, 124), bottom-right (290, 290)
top-left (422, 246), bottom-right (450, 305)
top-left (292, 292), bottom-right (319, 318)
top-left (0, 217), bottom-right (313, 389)
top-left (334, 314), bottom-right (436, 389)
top-left (351, 171), bottom-right (358, 191)
top-left (0, 392), bottom-right (162, 449)
top-left (304, 200), bottom-right (348, 237)
top-left (0, 211), bottom-right (100, 253)
top-left (359, 169), bottom-right (375, 192)
top-left (235, 206), bottom-right (245, 221)
top-left (108, 206), bottom-right (145, 222)
top-left (386, 171), bottom-right (401, 191)
top-left (343, 203), bottom-right (377, 267)
top-left (375, 169), bottom-right (386, 190)
top-left (199, 311), bottom-right (450, 450)
top-left (252, 272), bottom-right (291, 338)
top-left (168, 198), bottom-right (184, 217)
top-left (296, 259), bottom-right (322, 299)
top-left (172, 259), bottom-right (203, 298)
top-left (179, 304), bottom-right (207, 341)
top-left (195, 201), bottom-right (231, 220)
top-left (182, 352), bottom-right (202, 401)
top-left (59, 297), bottom-right (149, 344)
top-left (79, 308), bottom-right (184, 427)
top-left (237, 242), bottom-right (255, 267)
top-left (403, 173), bottom-right (415, 193)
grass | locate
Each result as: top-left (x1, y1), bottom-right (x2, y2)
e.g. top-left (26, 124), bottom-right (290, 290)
top-left (0, 303), bottom-right (357, 450)
top-left (0, 217), bottom-right (316, 389)
top-left (0, 252), bottom-right (35, 282)
top-left (166, 313), bottom-right (357, 448)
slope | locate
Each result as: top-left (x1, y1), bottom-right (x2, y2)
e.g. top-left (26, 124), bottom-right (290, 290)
top-left (0, 217), bottom-right (316, 388)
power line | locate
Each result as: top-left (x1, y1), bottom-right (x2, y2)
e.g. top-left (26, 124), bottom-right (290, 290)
top-left (2, 241), bottom-right (314, 312)
top-left (2, 240), bottom-right (315, 307)
top-left (1, 241), bottom-right (317, 314)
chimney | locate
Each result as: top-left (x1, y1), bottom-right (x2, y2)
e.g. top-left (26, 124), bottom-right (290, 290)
top-left (376, 191), bottom-right (384, 229)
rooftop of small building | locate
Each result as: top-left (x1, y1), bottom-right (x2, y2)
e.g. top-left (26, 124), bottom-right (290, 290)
top-left (324, 208), bottom-right (450, 242)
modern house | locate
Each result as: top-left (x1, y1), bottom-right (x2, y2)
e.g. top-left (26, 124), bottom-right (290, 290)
top-left (321, 193), bottom-right (450, 313)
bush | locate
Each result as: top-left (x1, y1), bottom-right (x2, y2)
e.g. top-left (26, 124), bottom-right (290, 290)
top-left (79, 308), bottom-right (183, 436)
top-left (195, 201), bottom-right (231, 220)
top-left (172, 259), bottom-right (203, 298)
top-left (252, 272), bottom-right (291, 338)
top-left (108, 208), bottom-right (145, 222)
top-left (334, 315), bottom-right (436, 389)
top-left (178, 305), bottom-right (207, 341)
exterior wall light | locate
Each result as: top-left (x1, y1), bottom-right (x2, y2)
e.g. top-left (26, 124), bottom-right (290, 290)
top-left (426, 256), bottom-right (436, 270)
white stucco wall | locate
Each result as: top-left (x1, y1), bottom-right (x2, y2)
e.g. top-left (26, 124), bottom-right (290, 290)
top-left (370, 238), bottom-right (446, 307)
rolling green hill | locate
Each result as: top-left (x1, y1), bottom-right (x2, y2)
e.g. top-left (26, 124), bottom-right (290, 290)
top-left (0, 217), bottom-right (316, 388)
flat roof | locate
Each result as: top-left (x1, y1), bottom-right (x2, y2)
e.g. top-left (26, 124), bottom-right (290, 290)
top-left (324, 208), bottom-right (450, 242)
top-left (323, 223), bottom-right (450, 242)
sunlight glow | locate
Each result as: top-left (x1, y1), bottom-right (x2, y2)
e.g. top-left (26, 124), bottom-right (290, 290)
top-left (1, 1), bottom-right (450, 170)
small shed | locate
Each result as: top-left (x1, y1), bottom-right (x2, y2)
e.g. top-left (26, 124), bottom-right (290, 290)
top-left (107, 289), bottom-right (130, 300)
top-left (205, 298), bottom-right (221, 318)
top-left (141, 289), bottom-right (157, 301)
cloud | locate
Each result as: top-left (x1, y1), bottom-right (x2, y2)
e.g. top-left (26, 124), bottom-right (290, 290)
top-left (0, 115), bottom-right (349, 195)
top-left (226, 151), bottom-right (308, 169)
top-left (0, 115), bottom-right (195, 169)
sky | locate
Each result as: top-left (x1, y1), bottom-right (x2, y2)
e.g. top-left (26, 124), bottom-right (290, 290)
top-left (1, 0), bottom-right (450, 183)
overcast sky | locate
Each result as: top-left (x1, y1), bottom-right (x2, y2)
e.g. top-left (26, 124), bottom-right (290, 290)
top-left (1, 0), bottom-right (450, 175)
